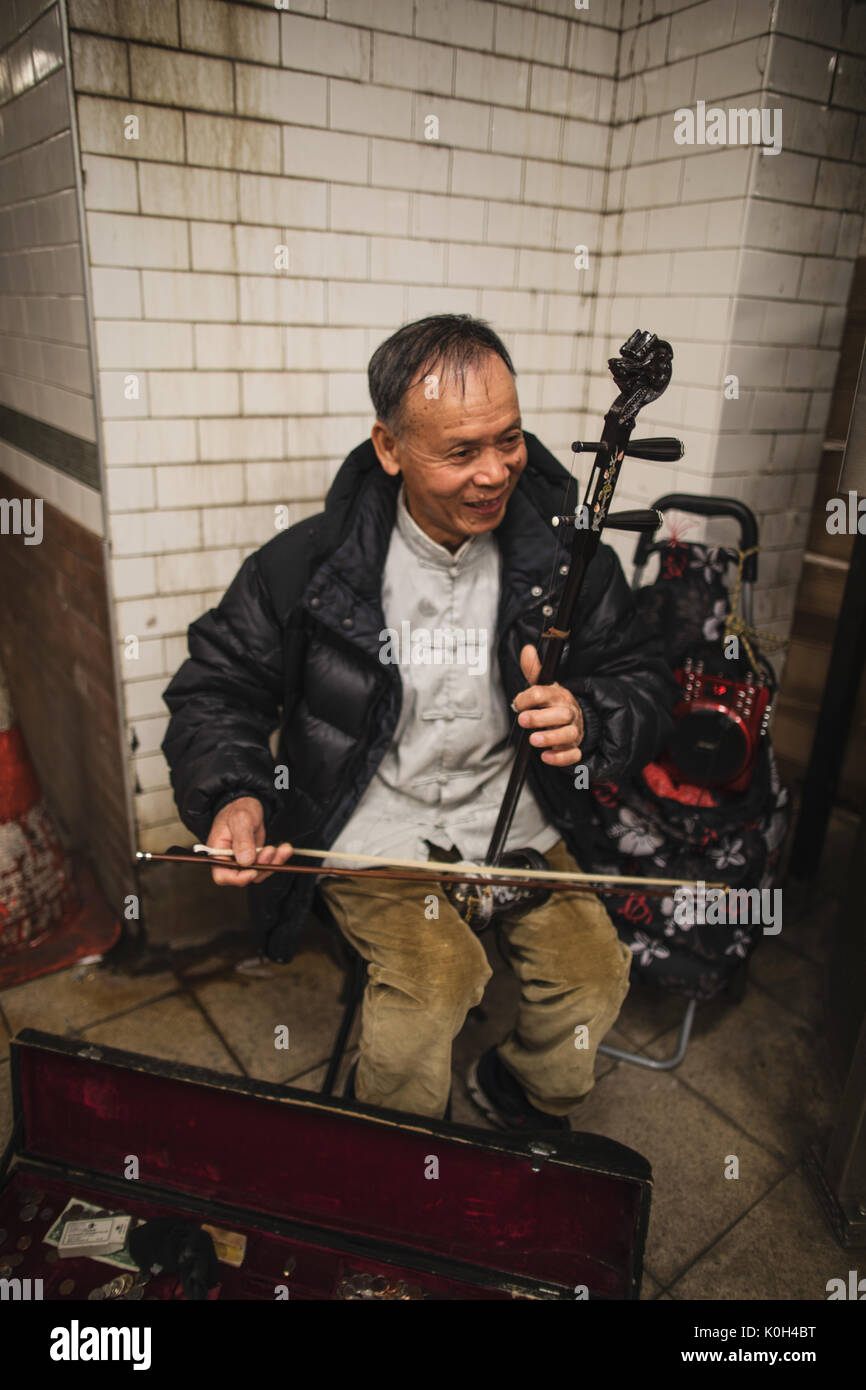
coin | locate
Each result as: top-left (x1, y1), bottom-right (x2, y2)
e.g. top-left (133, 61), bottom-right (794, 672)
top-left (0, 1264), bottom-right (12, 1277)
top-left (45, 1250), bottom-right (59, 1264)
top-left (16, 1236), bottom-right (31, 1251)
top-left (19, 1204), bottom-right (37, 1222)
top-left (87, 1286), bottom-right (105, 1301)
top-left (30, 1190), bottom-right (46, 1204)
top-left (124, 1285), bottom-right (144, 1300)
top-left (39, 1208), bottom-right (54, 1222)
top-left (59, 1279), bottom-right (75, 1296)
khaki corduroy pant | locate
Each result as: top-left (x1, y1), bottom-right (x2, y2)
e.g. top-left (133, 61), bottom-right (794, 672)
top-left (320, 839), bottom-right (632, 1119)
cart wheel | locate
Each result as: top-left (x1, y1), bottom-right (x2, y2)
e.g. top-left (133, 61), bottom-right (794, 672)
top-left (727, 959), bottom-right (750, 1003)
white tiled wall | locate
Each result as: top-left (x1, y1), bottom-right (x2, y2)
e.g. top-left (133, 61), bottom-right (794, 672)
top-left (0, 0), bottom-right (101, 527)
top-left (58, 0), bottom-right (865, 845)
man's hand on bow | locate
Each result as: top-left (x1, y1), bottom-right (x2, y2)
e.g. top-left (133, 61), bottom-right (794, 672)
top-left (207, 795), bottom-right (294, 886)
top-left (514, 644), bottom-right (585, 767)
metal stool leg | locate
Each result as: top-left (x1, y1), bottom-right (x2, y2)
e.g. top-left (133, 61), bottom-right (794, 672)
top-left (597, 997), bottom-right (697, 1071)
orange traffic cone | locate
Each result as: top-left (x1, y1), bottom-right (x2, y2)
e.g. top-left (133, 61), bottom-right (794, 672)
top-left (0, 663), bottom-right (81, 954)
top-left (0, 659), bottom-right (119, 986)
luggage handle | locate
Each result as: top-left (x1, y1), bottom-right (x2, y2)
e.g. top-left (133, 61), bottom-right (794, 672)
top-left (632, 493), bottom-right (759, 582)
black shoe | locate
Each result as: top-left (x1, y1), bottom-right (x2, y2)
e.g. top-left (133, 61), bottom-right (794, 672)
top-left (343, 1060), bottom-right (452, 1121)
top-left (466, 1047), bottom-right (571, 1133)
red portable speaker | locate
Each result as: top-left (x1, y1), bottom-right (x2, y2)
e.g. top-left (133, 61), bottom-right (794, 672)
top-left (662, 657), bottom-right (772, 794)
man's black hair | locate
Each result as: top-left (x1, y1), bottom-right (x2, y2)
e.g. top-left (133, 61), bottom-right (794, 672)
top-left (367, 314), bottom-right (516, 432)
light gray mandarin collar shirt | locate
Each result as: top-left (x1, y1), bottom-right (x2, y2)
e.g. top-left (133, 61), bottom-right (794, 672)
top-left (326, 485), bottom-right (559, 865)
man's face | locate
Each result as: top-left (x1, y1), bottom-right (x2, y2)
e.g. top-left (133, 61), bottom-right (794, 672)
top-left (371, 352), bottom-right (527, 550)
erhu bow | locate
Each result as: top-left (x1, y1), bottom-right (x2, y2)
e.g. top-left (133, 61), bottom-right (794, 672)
top-left (432, 329), bottom-right (685, 929)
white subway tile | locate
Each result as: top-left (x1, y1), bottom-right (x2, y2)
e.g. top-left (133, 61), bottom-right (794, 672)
top-left (121, 594), bottom-right (204, 642)
top-left (195, 323), bottom-right (282, 370)
top-left (371, 137), bottom-right (449, 192)
top-left (750, 390), bottom-right (809, 431)
top-left (412, 192), bottom-right (484, 241)
top-left (372, 33), bottom-right (454, 94)
top-left (70, 0), bottom-right (179, 44)
top-left (146, 372), bottom-right (239, 417)
top-left (156, 463), bottom-right (244, 508)
top-left (455, 50), bottom-right (530, 109)
top-left (327, 0), bottom-right (413, 34)
top-left (523, 160), bottom-right (599, 210)
top-left (799, 256), bottom-right (855, 304)
top-left (286, 414), bottom-right (372, 457)
top-left (199, 416), bottom-right (283, 460)
top-left (368, 236), bottom-right (444, 284)
top-left (668, 0), bottom-right (734, 61)
top-left (331, 183), bottom-right (410, 237)
top-left (239, 174), bottom-right (328, 230)
top-left (142, 271), bottom-right (236, 321)
top-left (738, 248), bottom-right (803, 298)
top-left (82, 153), bottom-right (138, 212)
top-left (619, 15), bottom-right (670, 78)
top-left (529, 64), bottom-right (597, 120)
top-left (90, 267), bottom-right (142, 318)
top-left (283, 125), bottom-right (369, 184)
top-left (202, 504), bottom-right (283, 547)
top-left (96, 320), bottom-right (194, 370)
top-left (784, 347), bottom-right (838, 390)
top-left (568, 22), bottom-right (618, 77)
top-left (417, 0), bottom-right (495, 50)
top-left (768, 36), bottom-right (836, 102)
top-left (118, 639), bottom-right (166, 682)
top-left (107, 466), bottom-right (155, 511)
top-left (156, 547), bottom-right (242, 594)
top-left (745, 199), bottom-right (839, 256)
top-left (71, 33), bottom-right (129, 97)
top-left (751, 148), bottom-right (818, 203)
top-left (283, 326), bottom-right (367, 370)
top-left (279, 13), bottom-right (369, 78)
top-left (492, 106), bottom-right (561, 160)
top-left (623, 159), bottom-right (683, 208)
top-left (245, 459), bottom-right (333, 500)
top-left (239, 276), bottom-right (326, 323)
top-left (236, 63), bottom-right (327, 126)
top-left (483, 289), bottom-right (548, 333)
top-left (449, 242), bottom-right (515, 288)
top-left (130, 47), bottom-right (233, 112)
top-left (405, 286), bottom-right (478, 319)
top-left (77, 95), bottom-right (185, 163)
top-left (102, 418), bottom-right (197, 467)
top-left (111, 508), bottom-right (202, 555)
top-left (99, 369), bottom-right (149, 417)
top-left (681, 146), bottom-right (751, 201)
top-left (494, 6), bottom-right (568, 66)
top-left (638, 58), bottom-right (696, 118)
top-left (112, 555), bottom-right (157, 599)
top-left (88, 210), bottom-right (188, 270)
top-left (814, 158), bottom-right (866, 212)
top-left (412, 92), bottom-right (490, 149)
top-left (489, 200), bottom-right (556, 248)
top-left (241, 372), bottom-right (326, 415)
top-left (694, 40), bottom-right (765, 101)
top-left (451, 149), bottom-right (522, 200)
top-left (331, 80), bottom-right (414, 140)
top-left (186, 112), bottom-right (280, 173)
top-left (325, 372), bottom-right (372, 414)
top-left (138, 162), bottom-right (237, 222)
top-left (178, 0), bottom-right (279, 64)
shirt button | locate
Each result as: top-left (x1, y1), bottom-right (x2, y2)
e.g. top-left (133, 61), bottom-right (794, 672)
top-left (342, 617), bottom-right (353, 629)
top-left (530, 585), bottom-right (543, 597)
top-left (310, 597), bottom-right (320, 608)
top-left (559, 564), bottom-right (569, 575)
top-left (542, 605), bottom-right (553, 616)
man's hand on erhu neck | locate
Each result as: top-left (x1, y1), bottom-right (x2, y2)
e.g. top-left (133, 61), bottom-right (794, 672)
top-left (513, 644), bottom-right (585, 767)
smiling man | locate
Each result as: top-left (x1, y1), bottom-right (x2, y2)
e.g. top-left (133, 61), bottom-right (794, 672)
top-left (162, 315), bottom-right (678, 1131)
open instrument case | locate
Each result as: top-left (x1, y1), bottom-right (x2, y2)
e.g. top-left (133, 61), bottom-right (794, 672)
top-left (1, 1029), bottom-right (651, 1300)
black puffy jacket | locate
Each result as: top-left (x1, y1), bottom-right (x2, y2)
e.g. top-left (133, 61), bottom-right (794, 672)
top-left (162, 431), bottom-right (679, 960)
